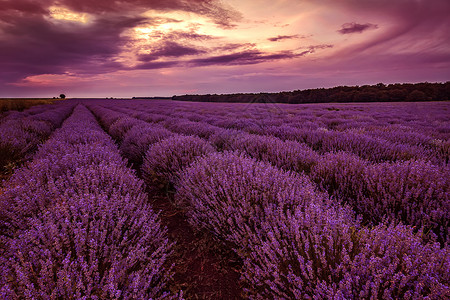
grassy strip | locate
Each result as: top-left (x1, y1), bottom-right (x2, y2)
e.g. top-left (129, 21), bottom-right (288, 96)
top-left (0, 98), bottom-right (63, 112)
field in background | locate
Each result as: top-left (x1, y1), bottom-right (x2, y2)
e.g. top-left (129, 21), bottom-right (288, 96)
top-left (0, 99), bottom-right (448, 299)
top-left (0, 98), bottom-right (62, 113)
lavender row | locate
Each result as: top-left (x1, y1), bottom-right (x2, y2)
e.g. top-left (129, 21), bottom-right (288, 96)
top-left (0, 101), bottom-right (63, 124)
top-left (265, 125), bottom-right (445, 164)
top-left (146, 100), bottom-right (449, 163)
top-left (108, 102), bottom-right (447, 165)
top-left (137, 130), bottom-right (450, 298)
top-left (169, 110), bottom-right (445, 165)
top-left (154, 109), bottom-right (450, 239)
top-left (96, 104), bottom-right (319, 174)
top-left (89, 103), bottom-right (450, 298)
top-left (311, 152), bottom-right (450, 242)
top-left (87, 104), bottom-right (175, 165)
top-left (210, 127), bottom-right (449, 241)
top-left (86, 104), bottom-right (215, 191)
top-left (92, 103), bottom-right (449, 231)
top-left (94, 104), bottom-right (450, 239)
top-left (0, 105), bottom-right (177, 299)
top-left (176, 152), bottom-right (449, 298)
top-left (106, 105), bottom-right (450, 233)
top-left (100, 104), bottom-right (319, 173)
top-left (111, 100), bottom-right (448, 142)
top-left (134, 100), bottom-right (449, 141)
top-left (0, 102), bottom-right (76, 173)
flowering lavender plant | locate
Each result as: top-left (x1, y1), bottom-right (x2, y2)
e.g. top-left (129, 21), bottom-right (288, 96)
top-left (142, 135), bottom-right (215, 190)
top-left (0, 104), bottom-right (177, 298)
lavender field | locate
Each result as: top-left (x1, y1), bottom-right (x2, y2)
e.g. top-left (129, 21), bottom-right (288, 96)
top-left (0, 99), bottom-right (449, 299)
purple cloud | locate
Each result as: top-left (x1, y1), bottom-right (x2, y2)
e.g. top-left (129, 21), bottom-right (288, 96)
top-left (138, 42), bottom-right (206, 62)
top-left (338, 22), bottom-right (378, 34)
top-left (190, 50), bottom-right (308, 66)
top-left (0, 0), bottom-right (240, 86)
top-left (164, 31), bottom-right (217, 41)
top-left (134, 61), bottom-right (180, 70)
top-left (51, 0), bottom-right (242, 27)
top-left (134, 50), bottom-right (306, 70)
top-left (307, 44), bottom-right (334, 52)
top-left (213, 43), bottom-right (257, 52)
top-left (268, 35), bottom-right (302, 42)
top-left (0, 13), bottom-right (144, 83)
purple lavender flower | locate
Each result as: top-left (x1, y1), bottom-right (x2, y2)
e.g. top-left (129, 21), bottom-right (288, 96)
top-left (142, 135), bottom-right (215, 190)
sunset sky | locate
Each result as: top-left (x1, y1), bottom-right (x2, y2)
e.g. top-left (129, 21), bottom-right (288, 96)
top-left (1, 0), bottom-right (449, 98)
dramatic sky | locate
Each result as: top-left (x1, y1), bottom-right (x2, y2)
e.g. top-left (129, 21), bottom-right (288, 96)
top-left (1, 0), bottom-right (449, 97)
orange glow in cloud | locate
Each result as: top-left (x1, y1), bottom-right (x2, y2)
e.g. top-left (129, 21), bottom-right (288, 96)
top-left (13, 73), bottom-right (98, 87)
top-left (49, 6), bottom-right (90, 23)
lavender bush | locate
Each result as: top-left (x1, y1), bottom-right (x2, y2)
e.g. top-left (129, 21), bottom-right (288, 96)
top-left (120, 124), bottom-right (174, 164)
top-left (223, 132), bottom-right (320, 173)
top-left (175, 151), bottom-right (329, 247)
top-left (1, 193), bottom-right (175, 299)
top-left (241, 209), bottom-right (449, 299)
top-left (0, 103), bottom-right (75, 172)
top-left (361, 160), bottom-right (449, 240)
top-left (310, 152), bottom-right (368, 206)
top-left (162, 119), bottom-right (219, 139)
top-left (0, 105), bottom-right (177, 298)
top-left (176, 152), bottom-right (449, 299)
top-left (108, 116), bottom-right (143, 141)
top-left (311, 152), bottom-right (450, 241)
top-left (87, 104), bottom-right (175, 165)
top-left (142, 135), bottom-right (215, 190)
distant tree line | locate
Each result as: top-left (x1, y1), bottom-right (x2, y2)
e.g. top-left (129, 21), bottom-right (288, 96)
top-left (132, 96), bottom-right (172, 100)
top-left (172, 82), bottom-right (450, 104)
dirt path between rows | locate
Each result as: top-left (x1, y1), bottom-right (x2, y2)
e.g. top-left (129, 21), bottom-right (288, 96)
top-left (88, 105), bottom-right (244, 299)
top-left (148, 191), bottom-right (243, 299)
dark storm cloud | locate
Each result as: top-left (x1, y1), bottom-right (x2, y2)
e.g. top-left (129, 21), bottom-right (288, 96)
top-left (0, 0), bottom-right (46, 14)
top-left (0, 13), bottom-right (144, 82)
top-left (338, 22), bottom-right (378, 34)
top-left (267, 34), bottom-right (302, 42)
top-left (189, 50), bottom-right (308, 66)
top-left (138, 41), bottom-right (206, 62)
top-left (132, 48), bottom-right (309, 70)
top-left (133, 61), bottom-right (180, 70)
top-left (19, 0), bottom-right (242, 27)
top-left (0, 0), bottom-right (241, 85)
top-left (78, 0), bottom-right (242, 28)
